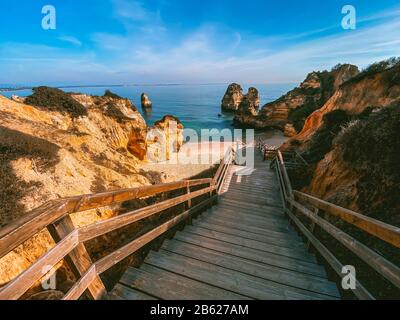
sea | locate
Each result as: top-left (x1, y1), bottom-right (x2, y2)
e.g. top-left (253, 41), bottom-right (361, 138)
top-left (1, 84), bottom-right (294, 135)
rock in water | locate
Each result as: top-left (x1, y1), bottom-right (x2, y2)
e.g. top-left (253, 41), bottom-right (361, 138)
top-left (221, 83), bottom-right (244, 111)
top-left (141, 93), bottom-right (152, 109)
top-left (234, 64), bottom-right (360, 131)
top-left (238, 87), bottom-right (260, 116)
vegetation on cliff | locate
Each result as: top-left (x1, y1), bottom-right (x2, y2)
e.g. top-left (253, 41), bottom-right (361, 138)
top-left (25, 86), bottom-right (88, 118)
top-left (288, 64), bottom-right (357, 132)
top-left (337, 104), bottom-right (400, 222)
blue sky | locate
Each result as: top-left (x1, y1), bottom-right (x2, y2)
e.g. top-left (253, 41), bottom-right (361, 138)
top-left (1, 0), bottom-right (400, 85)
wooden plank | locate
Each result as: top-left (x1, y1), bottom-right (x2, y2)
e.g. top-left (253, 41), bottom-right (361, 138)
top-left (278, 151), bottom-right (294, 198)
top-left (145, 250), bottom-right (334, 300)
top-left (198, 215), bottom-right (296, 239)
top-left (222, 194), bottom-right (282, 207)
top-left (0, 230), bottom-right (79, 300)
top-left (173, 232), bottom-right (326, 277)
top-left (179, 228), bottom-right (315, 263)
top-left (289, 199), bottom-right (400, 289)
top-left (121, 264), bottom-right (250, 300)
top-left (213, 205), bottom-right (286, 220)
top-left (110, 284), bottom-right (157, 300)
top-left (207, 208), bottom-right (288, 228)
top-left (162, 240), bottom-right (340, 298)
top-left (192, 220), bottom-right (304, 248)
top-left (294, 191), bottom-right (400, 249)
top-left (199, 215), bottom-right (296, 239)
top-left (94, 197), bottom-right (216, 274)
top-left (219, 197), bottom-right (283, 211)
top-left (217, 200), bottom-right (284, 217)
top-left (0, 178), bottom-right (211, 260)
top-left (63, 265), bottom-right (97, 300)
top-left (79, 186), bottom-right (215, 242)
top-left (0, 200), bottom-right (74, 260)
top-left (48, 216), bottom-right (107, 300)
top-left (285, 208), bottom-right (374, 300)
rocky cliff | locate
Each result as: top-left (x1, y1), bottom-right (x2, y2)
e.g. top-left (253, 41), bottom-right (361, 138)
top-left (234, 64), bottom-right (359, 132)
top-left (221, 83), bottom-right (243, 111)
top-left (285, 59), bottom-right (400, 224)
top-left (0, 88), bottom-right (184, 294)
top-left (141, 93), bottom-right (152, 109)
top-left (221, 84), bottom-right (260, 113)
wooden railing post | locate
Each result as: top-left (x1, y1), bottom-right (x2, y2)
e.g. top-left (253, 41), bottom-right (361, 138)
top-left (307, 207), bottom-right (319, 250)
top-left (47, 216), bottom-right (107, 300)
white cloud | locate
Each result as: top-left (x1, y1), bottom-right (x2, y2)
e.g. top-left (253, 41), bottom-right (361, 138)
top-left (58, 35), bottom-right (82, 47)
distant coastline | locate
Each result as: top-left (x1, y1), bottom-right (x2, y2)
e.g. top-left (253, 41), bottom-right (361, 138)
top-left (0, 83), bottom-right (233, 93)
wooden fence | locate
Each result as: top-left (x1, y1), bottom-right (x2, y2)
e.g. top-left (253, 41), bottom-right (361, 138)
top-left (0, 148), bottom-right (234, 300)
top-left (272, 150), bottom-right (400, 300)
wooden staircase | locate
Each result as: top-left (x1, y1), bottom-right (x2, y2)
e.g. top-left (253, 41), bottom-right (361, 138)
top-left (110, 150), bottom-right (340, 300)
top-left (1, 145), bottom-right (399, 300)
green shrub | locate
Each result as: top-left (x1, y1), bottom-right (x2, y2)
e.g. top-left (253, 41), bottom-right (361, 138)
top-left (337, 104), bottom-right (400, 221)
top-left (288, 97), bottom-right (320, 132)
top-left (343, 57), bottom-right (400, 86)
top-left (303, 110), bottom-right (351, 164)
top-left (25, 86), bottom-right (87, 118)
top-left (104, 90), bottom-right (122, 99)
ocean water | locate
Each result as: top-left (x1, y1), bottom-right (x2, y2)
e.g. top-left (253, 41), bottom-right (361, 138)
top-left (2, 84), bottom-right (294, 134)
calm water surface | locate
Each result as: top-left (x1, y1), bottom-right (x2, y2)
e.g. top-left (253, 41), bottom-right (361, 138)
top-left (2, 84), bottom-right (295, 134)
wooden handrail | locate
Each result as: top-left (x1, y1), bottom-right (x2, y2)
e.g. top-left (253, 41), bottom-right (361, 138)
top-left (294, 191), bottom-right (400, 249)
top-left (0, 178), bottom-right (211, 260)
top-left (0, 148), bottom-right (234, 300)
top-left (271, 149), bottom-right (400, 300)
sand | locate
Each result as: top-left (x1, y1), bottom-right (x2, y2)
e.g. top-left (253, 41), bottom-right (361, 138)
top-left (139, 129), bottom-right (288, 182)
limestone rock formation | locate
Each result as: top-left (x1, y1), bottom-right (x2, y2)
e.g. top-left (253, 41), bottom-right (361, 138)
top-left (0, 89), bottom-right (185, 293)
top-left (146, 115), bottom-right (184, 162)
top-left (295, 63), bottom-right (400, 143)
top-left (284, 124), bottom-right (297, 137)
top-left (221, 83), bottom-right (244, 111)
top-left (11, 95), bottom-right (26, 103)
top-left (283, 60), bottom-right (400, 223)
top-left (141, 93), bottom-right (152, 109)
top-left (234, 64), bottom-right (360, 131)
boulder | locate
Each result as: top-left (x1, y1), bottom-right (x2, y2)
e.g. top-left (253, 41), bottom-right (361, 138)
top-left (221, 83), bottom-right (244, 111)
top-left (141, 93), bottom-right (152, 109)
top-left (234, 64), bottom-right (360, 131)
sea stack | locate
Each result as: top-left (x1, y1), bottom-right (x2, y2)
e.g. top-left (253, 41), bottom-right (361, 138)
top-left (221, 83), bottom-right (244, 111)
top-left (141, 93), bottom-right (152, 109)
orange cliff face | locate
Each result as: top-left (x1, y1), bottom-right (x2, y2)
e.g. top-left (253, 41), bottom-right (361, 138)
top-left (284, 63), bottom-right (400, 215)
top-left (295, 64), bottom-right (400, 144)
top-left (0, 92), bottom-right (184, 293)
top-left (233, 64), bottom-right (360, 131)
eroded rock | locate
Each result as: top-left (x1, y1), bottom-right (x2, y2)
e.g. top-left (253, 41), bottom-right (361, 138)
top-left (141, 93), bottom-right (152, 109)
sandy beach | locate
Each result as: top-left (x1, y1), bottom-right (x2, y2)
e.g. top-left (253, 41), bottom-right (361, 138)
top-left (140, 129), bottom-right (288, 182)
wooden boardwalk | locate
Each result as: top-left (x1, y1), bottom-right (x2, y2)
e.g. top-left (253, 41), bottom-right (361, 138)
top-left (111, 151), bottom-right (340, 300)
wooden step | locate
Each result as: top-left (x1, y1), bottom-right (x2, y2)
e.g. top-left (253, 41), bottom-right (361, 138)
top-left (173, 231), bottom-right (326, 278)
top-left (198, 215), bottom-right (296, 240)
top-left (219, 197), bottom-right (283, 211)
top-left (110, 284), bottom-right (157, 300)
top-left (145, 250), bottom-right (335, 300)
top-left (199, 215), bottom-right (297, 240)
top-left (192, 220), bottom-right (304, 248)
top-left (120, 264), bottom-right (250, 300)
top-left (162, 240), bottom-right (340, 298)
top-left (179, 228), bottom-right (315, 263)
